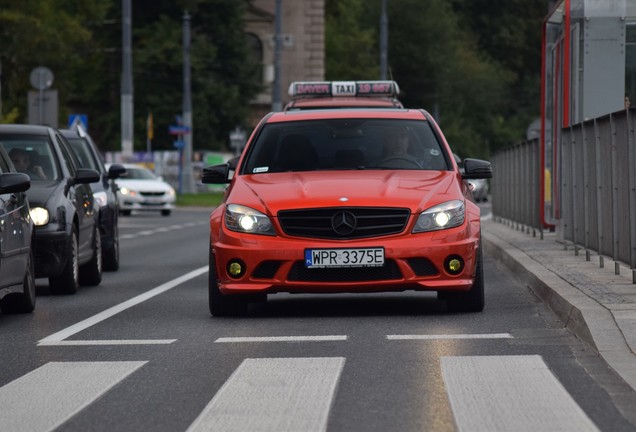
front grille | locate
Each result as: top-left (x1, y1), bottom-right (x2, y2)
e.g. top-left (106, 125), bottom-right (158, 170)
top-left (278, 207), bottom-right (410, 239)
top-left (288, 259), bottom-right (402, 282)
top-left (406, 258), bottom-right (439, 276)
top-left (140, 191), bottom-right (164, 197)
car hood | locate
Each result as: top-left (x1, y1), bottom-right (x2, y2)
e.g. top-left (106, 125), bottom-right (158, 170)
top-left (24, 181), bottom-right (62, 207)
top-left (116, 179), bottom-right (173, 192)
top-left (230, 170), bottom-right (463, 215)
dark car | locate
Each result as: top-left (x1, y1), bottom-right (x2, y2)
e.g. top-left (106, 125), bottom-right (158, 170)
top-left (0, 124), bottom-right (101, 294)
top-left (0, 146), bottom-right (35, 313)
top-left (59, 127), bottom-right (126, 271)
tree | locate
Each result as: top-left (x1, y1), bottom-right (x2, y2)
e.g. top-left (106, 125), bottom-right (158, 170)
top-left (0, 0), bottom-right (110, 124)
top-left (325, 0), bottom-right (378, 79)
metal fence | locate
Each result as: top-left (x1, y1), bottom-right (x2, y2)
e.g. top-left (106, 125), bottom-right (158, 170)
top-left (491, 110), bottom-right (636, 275)
top-left (490, 138), bottom-right (542, 231)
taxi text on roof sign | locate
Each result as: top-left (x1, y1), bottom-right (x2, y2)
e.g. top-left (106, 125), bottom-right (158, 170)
top-left (288, 80), bottom-right (400, 98)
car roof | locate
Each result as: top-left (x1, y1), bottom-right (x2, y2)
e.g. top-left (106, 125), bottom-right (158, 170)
top-left (58, 128), bottom-right (81, 137)
top-left (0, 124), bottom-right (53, 135)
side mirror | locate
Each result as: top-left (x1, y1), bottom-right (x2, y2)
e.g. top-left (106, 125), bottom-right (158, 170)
top-left (0, 173), bottom-right (31, 194)
top-left (462, 158), bottom-right (492, 179)
top-left (74, 168), bottom-right (101, 184)
top-left (228, 156), bottom-right (240, 171)
top-left (108, 163), bottom-right (127, 179)
top-left (201, 164), bottom-right (231, 184)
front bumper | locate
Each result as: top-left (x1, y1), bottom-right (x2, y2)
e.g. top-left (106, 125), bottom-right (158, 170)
top-left (119, 196), bottom-right (175, 212)
top-left (34, 226), bottom-right (69, 278)
top-left (211, 222), bottom-right (480, 295)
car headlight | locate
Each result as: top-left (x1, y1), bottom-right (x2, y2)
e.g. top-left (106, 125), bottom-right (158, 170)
top-left (119, 187), bottom-right (136, 197)
top-left (412, 200), bottom-right (465, 233)
top-left (167, 188), bottom-right (176, 197)
top-left (225, 204), bottom-right (275, 236)
top-left (30, 207), bottom-right (50, 226)
top-left (93, 191), bottom-right (108, 207)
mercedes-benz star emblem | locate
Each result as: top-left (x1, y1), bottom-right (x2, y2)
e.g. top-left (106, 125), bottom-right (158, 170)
top-left (331, 211), bottom-right (357, 236)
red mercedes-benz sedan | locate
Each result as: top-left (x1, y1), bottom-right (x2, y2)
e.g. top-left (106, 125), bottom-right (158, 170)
top-left (202, 108), bottom-right (492, 316)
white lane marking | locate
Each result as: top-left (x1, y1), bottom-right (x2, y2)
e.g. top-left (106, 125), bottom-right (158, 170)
top-left (215, 336), bottom-right (348, 343)
top-left (119, 221), bottom-right (207, 240)
top-left (186, 357), bottom-right (345, 432)
top-left (0, 361), bottom-right (146, 432)
top-left (387, 333), bottom-right (513, 340)
top-left (441, 355), bottom-right (599, 432)
top-left (37, 266), bottom-right (208, 345)
top-left (39, 339), bottom-right (176, 346)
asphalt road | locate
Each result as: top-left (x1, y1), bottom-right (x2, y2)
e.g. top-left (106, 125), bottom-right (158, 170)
top-left (1, 207), bottom-right (635, 432)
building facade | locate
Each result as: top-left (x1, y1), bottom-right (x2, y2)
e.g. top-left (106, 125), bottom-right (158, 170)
top-left (245, 0), bottom-right (325, 123)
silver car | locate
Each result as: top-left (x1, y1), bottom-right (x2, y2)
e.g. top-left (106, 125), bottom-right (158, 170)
top-left (111, 164), bottom-right (176, 216)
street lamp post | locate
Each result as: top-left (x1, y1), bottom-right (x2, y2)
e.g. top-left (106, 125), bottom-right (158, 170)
top-left (182, 10), bottom-right (196, 194)
top-left (380, 0), bottom-right (388, 80)
top-left (121, 0), bottom-right (134, 160)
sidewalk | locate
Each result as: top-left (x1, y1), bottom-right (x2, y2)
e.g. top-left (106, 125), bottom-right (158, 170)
top-left (481, 219), bottom-right (636, 392)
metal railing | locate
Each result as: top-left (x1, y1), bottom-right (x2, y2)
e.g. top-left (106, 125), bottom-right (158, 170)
top-left (490, 138), bottom-right (542, 231)
top-left (491, 109), bottom-right (636, 278)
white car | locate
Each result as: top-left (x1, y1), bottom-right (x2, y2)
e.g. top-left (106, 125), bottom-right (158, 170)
top-left (110, 164), bottom-right (176, 216)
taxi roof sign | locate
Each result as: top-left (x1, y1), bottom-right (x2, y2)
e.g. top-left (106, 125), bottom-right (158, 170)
top-left (288, 80), bottom-right (400, 98)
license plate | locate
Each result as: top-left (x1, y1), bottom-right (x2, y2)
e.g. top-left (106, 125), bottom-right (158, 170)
top-left (305, 248), bottom-right (384, 268)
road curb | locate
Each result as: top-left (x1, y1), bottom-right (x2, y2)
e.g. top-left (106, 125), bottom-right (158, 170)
top-left (481, 226), bottom-right (636, 393)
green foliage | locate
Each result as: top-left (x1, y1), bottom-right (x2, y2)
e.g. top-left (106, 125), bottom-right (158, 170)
top-left (325, 0), bottom-right (378, 79)
top-left (0, 0), bottom-right (261, 154)
top-left (325, 0), bottom-right (546, 159)
top-left (0, 0), bottom-right (545, 159)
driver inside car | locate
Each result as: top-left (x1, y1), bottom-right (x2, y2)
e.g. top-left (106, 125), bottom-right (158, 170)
top-left (379, 127), bottom-right (422, 168)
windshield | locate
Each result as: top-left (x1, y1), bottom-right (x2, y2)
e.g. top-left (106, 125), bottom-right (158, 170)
top-left (121, 167), bottom-right (157, 180)
top-left (0, 135), bottom-right (61, 181)
top-left (67, 137), bottom-right (101, 171)
top-left (241, 118), bottom-right (449, 174)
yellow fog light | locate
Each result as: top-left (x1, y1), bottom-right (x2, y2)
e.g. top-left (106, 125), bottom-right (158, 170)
top-left (227, 260), bottom-right (245, 278)
top-left (445, 256), bottom-right (464, 275)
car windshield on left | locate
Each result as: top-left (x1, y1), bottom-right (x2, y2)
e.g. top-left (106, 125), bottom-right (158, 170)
top-left (0, 136), bottom-right (60, 181)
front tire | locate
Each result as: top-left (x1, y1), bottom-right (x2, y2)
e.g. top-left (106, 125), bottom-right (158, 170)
top-left (0, 247), bottom-right (36, 313)
top-left (50, 230), bottom-right (79, 294)
top-left (209, 250), bottom-right (247, 317)
top-left (103, 224), bottom-right (119, 271)
top-left (445, 244), bottom-right (485, 313)
top-left (161, 209), bottom-right (171, 216)
top-left (80, 225), bottom-right (103, 286)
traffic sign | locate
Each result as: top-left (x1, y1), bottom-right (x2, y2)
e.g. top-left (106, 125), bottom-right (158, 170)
top-left (68, 114), bottom-right (88, 131)
top-left (169, 125), bottom-right (190, 135)
top-left (173, 140), bottom-right (185, 149)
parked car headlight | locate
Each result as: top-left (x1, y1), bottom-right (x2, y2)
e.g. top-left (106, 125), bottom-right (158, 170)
top-left (93, 191), bottom-right (108, 207)
top-left (30, 207), bottom-right (50, 226)
top-left (167, 188), bottom-right (176, 196)
top-left (225, 204), bottom-right (275, 235)
top-left (412, 200), bottom-right (465, 233)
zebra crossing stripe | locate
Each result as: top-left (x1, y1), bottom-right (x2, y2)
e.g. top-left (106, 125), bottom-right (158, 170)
top-left (186, 357), bottom-right (345, 432)
top-left (0, 361), bottom-right (146, 432)
top-left (441, 355), bottom-right (599, 432)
